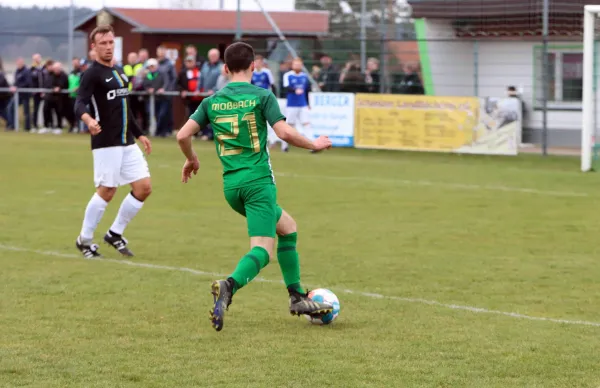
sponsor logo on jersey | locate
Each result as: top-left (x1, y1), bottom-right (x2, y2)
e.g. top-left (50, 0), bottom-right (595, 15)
top-left (106, 88), bottom-right (129, 100)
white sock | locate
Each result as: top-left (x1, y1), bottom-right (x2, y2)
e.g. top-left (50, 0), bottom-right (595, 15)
top-left (80, 193), bottom-right (108, 243)
top-left (109, 193), bottom-right (144, 235)
top-left (281, 140), bottom-right (289, 150)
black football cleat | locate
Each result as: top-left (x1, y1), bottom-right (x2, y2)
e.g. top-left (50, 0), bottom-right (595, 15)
top-left (288, 288), bottom-right (333, 317)
top-left (76, 236), bottom-right (102, 259)
top-left (104, 231), bottom-right (134, 257)
top-left (209, 279), bottom-right (234, 332)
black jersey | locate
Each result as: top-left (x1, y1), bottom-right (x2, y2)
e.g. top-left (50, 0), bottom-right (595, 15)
top-left (75, 61), bottom-right (143, 150)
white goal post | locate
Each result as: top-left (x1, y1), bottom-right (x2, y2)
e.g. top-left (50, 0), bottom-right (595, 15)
top-left (582, 5), bottom-right (600, 171)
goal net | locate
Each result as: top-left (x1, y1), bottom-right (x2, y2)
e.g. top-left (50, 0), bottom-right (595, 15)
top-left (582, 5), bottom-right (600, 171)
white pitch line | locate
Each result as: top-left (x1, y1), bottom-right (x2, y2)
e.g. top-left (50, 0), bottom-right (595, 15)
top-left (2, 244), bottom-right (600, 328)
top-left (275, 172), bottom-right (589, 198)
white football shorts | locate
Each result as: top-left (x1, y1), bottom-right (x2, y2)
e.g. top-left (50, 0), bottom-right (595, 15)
top-left (285, 107), bottom-right (310, 126)
top-left (92, 144), bottom-right (150, 188)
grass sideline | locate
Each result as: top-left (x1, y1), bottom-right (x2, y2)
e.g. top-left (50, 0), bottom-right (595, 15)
top-left (1, 132), bottom-right (599, 387)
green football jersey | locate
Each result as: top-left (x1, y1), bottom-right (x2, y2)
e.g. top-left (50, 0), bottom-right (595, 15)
top-left (190, 82), bottom-right (285, 190)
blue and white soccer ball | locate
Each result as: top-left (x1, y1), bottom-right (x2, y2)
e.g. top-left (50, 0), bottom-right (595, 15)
top-left (304, 288), bottom-right (340, 325)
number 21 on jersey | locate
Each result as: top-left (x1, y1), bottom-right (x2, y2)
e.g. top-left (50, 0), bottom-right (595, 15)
top-left (214, 113), bottom-right (260, 156)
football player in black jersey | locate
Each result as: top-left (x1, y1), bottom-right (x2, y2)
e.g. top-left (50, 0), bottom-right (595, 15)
top-left (74, 24), bottom-right (153, 258)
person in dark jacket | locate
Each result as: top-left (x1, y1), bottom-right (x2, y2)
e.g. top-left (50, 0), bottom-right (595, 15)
top-left (178, 55), bottom-right (203, 117)
top-left (46, 62), bottom-right (68, 134)
top-left (123, 52), bottom-right (147, 135)
top-left (0, 57), bottom-right (10, 128)
top-left (179, 55), bottom-right (212, 140)
top-left (40, 59), bottom-right (55, 133)
top-left (340, 62), bottom-right (367, 93)
top-left (365, 57), bottom-right (381, 94)
top-left (143, 58), bottom-right (168, 137)
top-left (6, 57), bottom-right (32, 130)
top-left (185, 45), bottom-right (205, 69)
top-left (397, 63), bottom-right (424, 95)
top-left (30, 53), bottom-right (44, 131)
top-left (278, 58), bottom-right (292, 98)
top-left (156, 46), bottom-right (177, 136)
top-left (317, 54), bottom-right (339, 92)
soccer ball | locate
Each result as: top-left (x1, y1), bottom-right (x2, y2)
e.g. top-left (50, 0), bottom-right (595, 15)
top-left (304, 288), bottom-right (340, 325)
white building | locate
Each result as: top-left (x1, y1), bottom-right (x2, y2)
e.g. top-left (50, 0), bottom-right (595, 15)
top-left (409, 0), bottom-right (596, 147)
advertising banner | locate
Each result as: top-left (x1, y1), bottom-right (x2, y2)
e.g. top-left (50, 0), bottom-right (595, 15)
top-left (270, 94), bottom-right (355, 147)
top-left (308, 93), bottom-right (355, 147)
top-left (354, 94), bottom-right (519, 155)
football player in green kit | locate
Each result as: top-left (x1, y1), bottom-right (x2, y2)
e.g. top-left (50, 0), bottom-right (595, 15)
top-left (176, 42), bottom-right (334, 332)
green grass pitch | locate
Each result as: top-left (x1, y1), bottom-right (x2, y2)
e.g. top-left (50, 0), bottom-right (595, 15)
top-left (1, 132), bottom-right (600, 387)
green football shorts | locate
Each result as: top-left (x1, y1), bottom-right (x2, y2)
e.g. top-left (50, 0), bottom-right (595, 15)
top-left (224, 183), bottom-right (283, 237)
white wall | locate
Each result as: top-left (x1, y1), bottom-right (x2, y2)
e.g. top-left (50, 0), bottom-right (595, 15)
top-left (423, 19), bottom-right (592, 136)
top-left (478, 41), bottom-right (589, 133)
top-left (423, 19), bottom-right (474, 97)
top-left (476, 41), bottom-right (533, 99)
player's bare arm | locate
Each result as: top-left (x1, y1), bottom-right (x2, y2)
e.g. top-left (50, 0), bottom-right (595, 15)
top-left (137, 136), bottom-right (152, 155)
top-left (176, 119), bottom-right (201, 183)
top-left (81, 113), bottom-right (102, 135)
top-left (272, 120), bottom-right (331, 151)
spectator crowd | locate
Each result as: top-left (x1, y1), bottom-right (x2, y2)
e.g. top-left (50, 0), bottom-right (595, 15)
top-left (0, 46), bottom-right (424, 135)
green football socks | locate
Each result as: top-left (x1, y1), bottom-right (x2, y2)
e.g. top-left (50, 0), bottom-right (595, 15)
top-left (277, 233), bottom-right (305, 294)
top-left (229, 246), bottom-right (270, 295)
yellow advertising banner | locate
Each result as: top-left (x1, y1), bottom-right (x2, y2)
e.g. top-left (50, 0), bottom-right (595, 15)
top-left (354, 94), bottom-right (519, 155)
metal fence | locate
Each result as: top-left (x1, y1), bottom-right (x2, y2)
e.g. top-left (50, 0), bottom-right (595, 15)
top-left (0, 87), bottom-right (211, 135)
top-left (0, 34), bottom-right (585, 151)
top-left (2, 0), bottom-right (592, 153)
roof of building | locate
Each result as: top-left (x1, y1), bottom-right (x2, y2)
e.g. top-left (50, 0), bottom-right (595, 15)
top-left (409, 0), bottom-right (591, 18)
top-left (408, 0), bottom-right (596, 37)
top-left (74, 7), bottom-right (329, 36)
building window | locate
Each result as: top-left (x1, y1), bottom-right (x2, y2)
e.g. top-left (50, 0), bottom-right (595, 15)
top-left (395, 21), bottom-right (416, 40)
top-left (535, 48), bottom-right (583, 109)
top-left (562, 53), bottom-right (583, 101)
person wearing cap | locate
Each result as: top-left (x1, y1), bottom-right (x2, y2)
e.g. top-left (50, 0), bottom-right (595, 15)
top-left (80, 58), bottom-right (89, 73)
top-left (143, 58), bottom-right (168, 137)
top-left (177, 55), bottom-right (203, 120)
